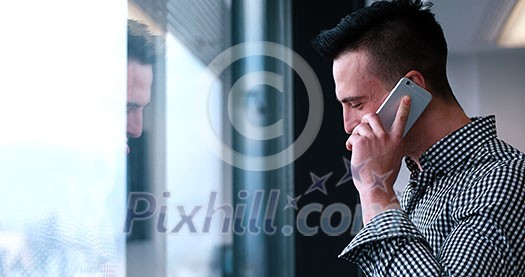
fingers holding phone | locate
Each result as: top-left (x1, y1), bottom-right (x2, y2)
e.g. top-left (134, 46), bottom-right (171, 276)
top-left (348, 109), bottom-right (407, 185)
top-left (392, 96), bottom-right (412, 138)
top-left (348, 77), bottom-right (427, 191)
top-left (376, 78), bottom-right (432, 136)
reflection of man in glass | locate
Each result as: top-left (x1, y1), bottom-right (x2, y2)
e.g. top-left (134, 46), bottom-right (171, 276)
top-left (127, 19), bottom-right (156, 154)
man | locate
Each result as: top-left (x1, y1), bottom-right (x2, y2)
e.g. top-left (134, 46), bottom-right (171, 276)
top-left (313, 0), bottom-right (525, 275)
top-left (127, 19), bottom-right (156, 153)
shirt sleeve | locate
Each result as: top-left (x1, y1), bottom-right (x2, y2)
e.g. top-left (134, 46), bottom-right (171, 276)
top-left (338, 209), bottom-right (442, 276)
top-left (339, 160), bottom-right (525, 276)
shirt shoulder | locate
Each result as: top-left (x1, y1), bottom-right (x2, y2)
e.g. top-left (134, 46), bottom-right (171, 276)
top-left (477, 138), bottom-right (525, 184)
top-left (485, 138), bottom-right (525, 161)
top-left (451, 138), bottom-right (525, 217)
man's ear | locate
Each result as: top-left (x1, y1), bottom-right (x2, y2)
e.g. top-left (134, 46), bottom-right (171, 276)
top-left (404, 70), bottom-right (427, 90)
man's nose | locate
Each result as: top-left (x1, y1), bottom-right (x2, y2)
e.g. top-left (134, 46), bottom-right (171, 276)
top-left (127, 111), bottom-right (143, 138)
top-left (344, 121), bottom-right (357, 135)
top-left (343, 106), bottom-right (355, 134)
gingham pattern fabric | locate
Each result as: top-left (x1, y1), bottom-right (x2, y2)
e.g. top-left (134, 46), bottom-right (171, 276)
top-left (339, 116), bottom-right (525, 276)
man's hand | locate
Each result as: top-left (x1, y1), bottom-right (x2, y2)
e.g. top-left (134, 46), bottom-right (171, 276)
top-left (346, 96), bottom-right (411, 224)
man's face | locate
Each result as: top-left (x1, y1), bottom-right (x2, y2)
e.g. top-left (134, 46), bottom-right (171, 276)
top-left (127, 60), bottom-right (153, 154)
top-left (333, 50), bottom-right (389, 135)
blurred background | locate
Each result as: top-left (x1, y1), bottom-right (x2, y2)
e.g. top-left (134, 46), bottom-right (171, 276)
top-left (1, 0), bottom-right (524, 276)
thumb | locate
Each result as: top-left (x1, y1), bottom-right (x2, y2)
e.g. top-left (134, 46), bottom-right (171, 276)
top-left (392, 96), bottom-right (411, 137)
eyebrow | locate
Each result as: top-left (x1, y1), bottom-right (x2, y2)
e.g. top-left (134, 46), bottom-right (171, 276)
top-left (127, 103), bottom-right (142, 108)
top-left (339, 96), bottom-right (367, 104)
top-left (127, 102), bottom-right (151, 109)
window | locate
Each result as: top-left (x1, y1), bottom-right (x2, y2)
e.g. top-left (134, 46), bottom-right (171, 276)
top-left (0, 1), bottom-right (128, 275)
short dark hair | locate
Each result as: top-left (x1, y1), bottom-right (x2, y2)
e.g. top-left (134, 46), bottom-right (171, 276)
top-left (313, 0), bottom-right (455, 102)
top-left (128, 19), bottom-right (157, 65)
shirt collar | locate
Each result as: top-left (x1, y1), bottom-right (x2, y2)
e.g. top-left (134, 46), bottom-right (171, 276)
top-left (405, 115), bottom-right (497, 179)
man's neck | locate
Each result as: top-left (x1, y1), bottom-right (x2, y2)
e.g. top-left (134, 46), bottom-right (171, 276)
top-left (404, 100), bottom-right (472, 169)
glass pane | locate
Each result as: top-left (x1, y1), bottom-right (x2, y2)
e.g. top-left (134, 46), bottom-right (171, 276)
top-left (126, 1), bottom-right (229, 276)
top-left (165, 33), bottom-right (225, 277)
top-left (0, 1), bottom-right (128, 275)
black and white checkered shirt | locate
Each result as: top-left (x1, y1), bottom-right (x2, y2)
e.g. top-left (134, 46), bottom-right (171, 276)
top-left (339, 116), bottom-right (525, 276)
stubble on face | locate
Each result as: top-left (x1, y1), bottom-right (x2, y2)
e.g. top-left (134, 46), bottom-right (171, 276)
top-left (333, 50), bottom-right (390, 135)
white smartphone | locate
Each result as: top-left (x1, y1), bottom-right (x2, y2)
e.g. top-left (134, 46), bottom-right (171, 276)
top-left (376, 77), bottom-right (432, 136)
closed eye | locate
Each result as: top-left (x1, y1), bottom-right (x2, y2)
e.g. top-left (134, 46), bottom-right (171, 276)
top-left (127, 103), bottom-right (142, 113)
top-left (340, 96), bottom-right (366, 109)
top-left (350, 103), bottom-right (362, 109)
